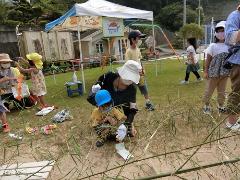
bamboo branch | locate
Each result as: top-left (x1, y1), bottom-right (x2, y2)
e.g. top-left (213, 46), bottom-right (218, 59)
top-left (135, 157), bottom-right (240, 180)
top-left (78, 133), bottom-right (240, 180)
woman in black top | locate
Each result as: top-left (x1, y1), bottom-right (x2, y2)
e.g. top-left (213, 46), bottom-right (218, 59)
top-left (88, 60), bottom-right (142, 136)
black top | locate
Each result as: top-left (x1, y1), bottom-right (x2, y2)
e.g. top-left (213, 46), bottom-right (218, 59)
top-left (97, 72), bottom-right (136, 106)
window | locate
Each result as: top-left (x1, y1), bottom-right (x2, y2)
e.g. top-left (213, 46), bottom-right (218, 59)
top-left (96, 41), bottom-right (103, 54)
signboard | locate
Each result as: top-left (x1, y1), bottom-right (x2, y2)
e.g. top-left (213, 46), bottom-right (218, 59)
top-left (53, 16), bottom-right (102, 31)
top-left (102, 17), bottom-right (124, 37)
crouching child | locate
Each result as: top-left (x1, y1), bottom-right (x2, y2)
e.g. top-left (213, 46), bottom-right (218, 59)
top-left (91, 90), bottom-right (127, 147)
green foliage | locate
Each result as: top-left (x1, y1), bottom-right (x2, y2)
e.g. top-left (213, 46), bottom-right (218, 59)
top-left (179, 23), bottom-right (204, 39)
top-left (3, 20), bottom-right (22, 26)
top-left (173, 33), bottom-right (184, 49)
top-left (156, 2), bottom-right (198, 32)
top-left (7, 0), bottom-right (34, 23)
top-left (0, 1), bottom-right (8, 23)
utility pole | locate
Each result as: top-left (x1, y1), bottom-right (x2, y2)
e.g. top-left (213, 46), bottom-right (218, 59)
top-left (183, 0), bottom-right (186, 26)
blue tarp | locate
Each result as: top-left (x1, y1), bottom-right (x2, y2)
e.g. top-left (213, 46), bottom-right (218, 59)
top-left (45, 6), bottom-right (76, 32)
top-left (45, 0), bottom-right (153, 32)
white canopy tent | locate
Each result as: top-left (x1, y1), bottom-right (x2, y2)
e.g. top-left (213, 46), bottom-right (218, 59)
top-left (45, 0), bottom-right (154, 93)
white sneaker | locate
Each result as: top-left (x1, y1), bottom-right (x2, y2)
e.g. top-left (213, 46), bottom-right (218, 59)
top-left (180, 80), bottom-right (189, 85)
top-left (226, 122), bottom-right (240, 131)
top-left (203, 105), bottom-right (211, 114)
top-left (218, 106), bottom-right (226, 113)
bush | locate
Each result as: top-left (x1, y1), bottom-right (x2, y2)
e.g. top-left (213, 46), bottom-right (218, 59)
top-left (173, 33), bottom-right (184, 49)
top-left (179, 23), bottom-right (204, 39)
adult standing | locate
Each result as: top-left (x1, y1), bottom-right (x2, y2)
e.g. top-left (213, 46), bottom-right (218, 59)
top-left (224, 6), bottom-right (240, 130)
top-left (88, 60), bottom-right (142, 136)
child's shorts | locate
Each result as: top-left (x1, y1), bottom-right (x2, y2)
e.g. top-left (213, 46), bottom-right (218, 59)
top-left (138, 75), bottom-right (148, 95)
top-left (94, 123), bottom-right (116, 141)
top-left (0, 104), bottom-right (8, 113)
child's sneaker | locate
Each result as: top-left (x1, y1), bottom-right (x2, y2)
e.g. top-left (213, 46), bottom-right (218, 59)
top-left (180, 80), bottom-right (189, 85)
top-left (2, 124), bottom-right (10, 133)
top-left (96, 140), bottom-right (104, 147)
top-left (145, 101), bottom-right (155, 111)
top-left (226, 121), bottom-right (240, 131)
top-left (218, 106), bottom-right (227, 113)
top-left (203, 105), bottom-right (211, 114)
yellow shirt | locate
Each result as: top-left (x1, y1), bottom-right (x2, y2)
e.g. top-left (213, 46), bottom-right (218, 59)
top-left (91, 107), bottom-right (126, 127)
top-left (125, 47), bottom-right (142, 63)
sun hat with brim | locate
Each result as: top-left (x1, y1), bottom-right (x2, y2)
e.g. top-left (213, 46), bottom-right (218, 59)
top-left (0, 54), bottom-right (13, 63)
top-left (95, 90), bottom-right (112, 107)
top-left (118, 60), bottom-right (142, 84)
top-left (215, 21), bottom-right (226, 30)
top-left (26, 53), bottom-right (43, 69)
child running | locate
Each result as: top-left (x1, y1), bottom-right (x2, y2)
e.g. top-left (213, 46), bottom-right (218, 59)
top-left (203, 21), bottom-right (230, 114)
top-left (91, 90), bottom-right (128, 147)
top-left (181, 38), bottom-right (202, 84)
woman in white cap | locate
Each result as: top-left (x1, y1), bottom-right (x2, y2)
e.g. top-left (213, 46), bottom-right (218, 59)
top-left (202, 21), bottom-right (230, 114)
top-left (88, 60), bottom-right (142, 136)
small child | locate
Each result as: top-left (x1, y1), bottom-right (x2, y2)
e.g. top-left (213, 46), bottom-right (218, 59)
top-left (91, 90), bottom-right (127, 147)
top-left (16, 53), bottom-right (49, 110)
top-left (181, 38), bottom-right (202, 84)
top-left (125, 30), bottom-right (155, 111)
top-left (203, 21), bottom-right (230, 114)
top-left (0, 74), bottom-right (15, 133)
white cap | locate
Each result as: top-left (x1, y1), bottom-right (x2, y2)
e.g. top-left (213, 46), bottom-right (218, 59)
top-left (118, 60), bottom-right (142, 84)
top-left (215, 21), bottom-right (226, 29)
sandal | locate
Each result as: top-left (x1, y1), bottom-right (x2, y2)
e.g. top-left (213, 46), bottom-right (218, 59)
top-left (2, 123), bottom-right (10, 133)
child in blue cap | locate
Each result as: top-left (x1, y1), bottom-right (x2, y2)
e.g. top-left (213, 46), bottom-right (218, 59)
top-left (91, 90), bottom-right (127, 147)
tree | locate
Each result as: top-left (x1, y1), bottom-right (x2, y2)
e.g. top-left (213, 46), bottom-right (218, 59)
top-left (33, 0), bottom-right (86, 24)
top-left (156, 2), bottom-right (198, 32)
top-left (0, 1), bottom-right (8, 23)
top-left (8, 0), bottom-right (34, 23)
top-left (179, 23), bottom-right (204, 39)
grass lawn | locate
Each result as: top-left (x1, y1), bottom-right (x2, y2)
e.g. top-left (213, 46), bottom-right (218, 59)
top-left (0, 59), bottom-right (237, 179)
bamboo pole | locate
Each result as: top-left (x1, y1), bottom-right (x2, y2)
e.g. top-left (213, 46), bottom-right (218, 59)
top-left (136, 157), bottom-right (240, 180)
top-left (78, 133), bottom-right (240, 180)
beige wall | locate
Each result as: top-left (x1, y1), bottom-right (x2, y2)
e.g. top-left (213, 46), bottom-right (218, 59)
top-left (22, 31), bottom-right (75, 61)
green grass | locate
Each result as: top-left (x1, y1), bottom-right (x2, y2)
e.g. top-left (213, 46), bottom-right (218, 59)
top-left (0, 59), bottom-right (232, 172)
top-left (1, 59), bottom-right (230, 139)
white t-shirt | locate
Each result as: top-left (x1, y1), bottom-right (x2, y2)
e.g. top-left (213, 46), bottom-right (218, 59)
top-left (205, 43), bottom-right (229, 57)
top-left (186, 45), bottom-right (198, 64)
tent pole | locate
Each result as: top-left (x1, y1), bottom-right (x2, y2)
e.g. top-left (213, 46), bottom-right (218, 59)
top-left (77, 16), bottom-right (86, 93)
top-left (152, 21), bottom-right (157, 76)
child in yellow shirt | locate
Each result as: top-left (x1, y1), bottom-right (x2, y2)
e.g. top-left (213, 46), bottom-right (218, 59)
top-left (91, 90), bottom-right (127, 147)
top-left (125, 30), bottom-right (155, 111)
